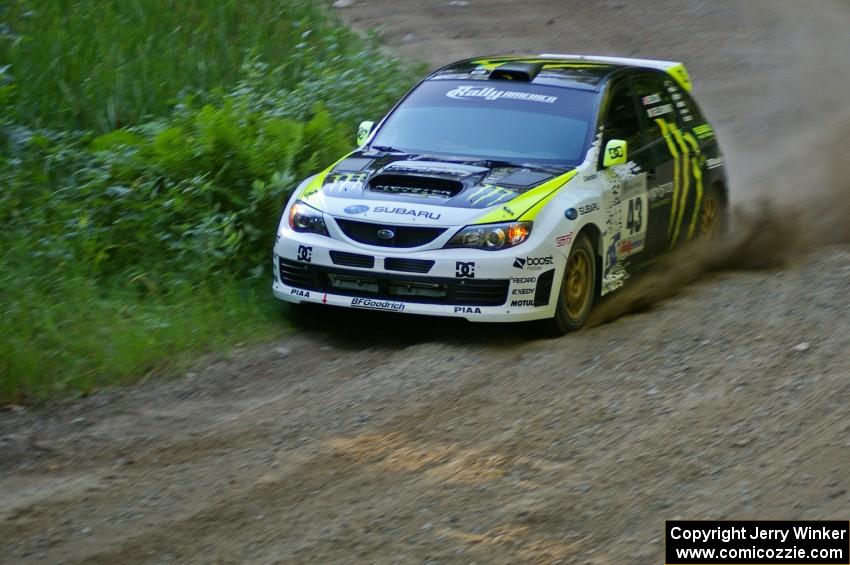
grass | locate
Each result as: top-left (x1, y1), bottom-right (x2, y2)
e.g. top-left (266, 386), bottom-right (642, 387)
top-left (0, 0), bottom-right (419, 402)
top-left (0, 262), bottom-right (288, 402)
top-left (1, 0), bottom-right (355, 131)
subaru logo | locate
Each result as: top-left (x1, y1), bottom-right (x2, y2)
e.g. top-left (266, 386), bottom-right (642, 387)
top-left (344, 205), bottom-right (369, 214)
top-left (565, 207), bottom-right (578, 220)
top-left (377, 228), bottom-right (395, 240)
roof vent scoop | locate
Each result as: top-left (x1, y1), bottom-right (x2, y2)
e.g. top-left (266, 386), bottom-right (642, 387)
top-left (489, 62), bottom-right (542, 82)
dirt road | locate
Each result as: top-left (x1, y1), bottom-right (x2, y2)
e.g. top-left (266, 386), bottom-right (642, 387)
top-left (2, 1), bottom-right (849, 563)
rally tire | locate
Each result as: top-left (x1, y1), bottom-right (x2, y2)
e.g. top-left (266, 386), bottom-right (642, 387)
top-left (539, 232), bottom-right (597, 336)
top-left (697, 183), bottom-right (728, 239)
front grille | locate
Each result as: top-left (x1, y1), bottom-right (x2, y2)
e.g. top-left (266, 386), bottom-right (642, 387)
top-left (279, 259), bottom-right (508, 306)
top-left (367, 173), bottom-right (463, 198)
top-left (335, 218), bottom-right (446, 248)
top-left (278, 260), bottom-right (314, 290)
top-left (384, 257), bottom-right (435, 274)
top-left (329, 250), bottom-right (374, 269)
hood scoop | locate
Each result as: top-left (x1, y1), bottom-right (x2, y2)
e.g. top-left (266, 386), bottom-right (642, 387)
top-left (367, 173), bottom-right (463, 199)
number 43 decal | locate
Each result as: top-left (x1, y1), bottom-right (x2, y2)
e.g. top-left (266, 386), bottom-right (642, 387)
top-left (626, 196), bottom-right (643, 234)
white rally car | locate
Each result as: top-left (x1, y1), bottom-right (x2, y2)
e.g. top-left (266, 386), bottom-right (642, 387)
top-left (273, 54), bottom-right (727, 334)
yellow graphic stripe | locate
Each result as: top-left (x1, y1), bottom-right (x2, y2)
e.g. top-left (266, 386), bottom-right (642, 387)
top-left (683, 132), bottom-right (704, 240)
top-left (470, 57), bottom-right (609, 71)
top-left (297, 152), bottom-right (354, 203)
top-left (666, 62), bottom-right (693, 92)
top-left (669, 124), bottom-right (691, 247)
top-left (473, 170), bottom-right (579, 224)
top-left (655, 119), bottom-right (680, 239)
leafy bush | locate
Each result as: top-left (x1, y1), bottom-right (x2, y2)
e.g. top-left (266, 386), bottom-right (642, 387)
top-left (0, 0), bottom-right (421, 401)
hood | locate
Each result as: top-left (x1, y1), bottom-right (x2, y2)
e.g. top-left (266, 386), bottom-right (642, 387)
top-left (298, 150), bottom-right (573, 226)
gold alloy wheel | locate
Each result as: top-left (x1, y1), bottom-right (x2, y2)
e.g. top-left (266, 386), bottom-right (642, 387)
top-left (565, 247), bottom-right (592, 320)
top-left (700, 196), bottom-right (719, 237)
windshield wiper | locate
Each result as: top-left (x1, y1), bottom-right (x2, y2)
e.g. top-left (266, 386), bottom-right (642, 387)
top-left (467, 158), bottom-right (564, 172)
top-left (369, 145), bottom-right (407, 154)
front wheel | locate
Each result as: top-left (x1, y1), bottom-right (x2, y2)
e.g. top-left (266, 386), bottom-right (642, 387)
top-left (539, 232), bottom-right (597, 336)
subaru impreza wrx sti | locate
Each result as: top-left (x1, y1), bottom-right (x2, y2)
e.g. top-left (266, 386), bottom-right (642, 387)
top-left (273, 54), bottom-right (728, 333)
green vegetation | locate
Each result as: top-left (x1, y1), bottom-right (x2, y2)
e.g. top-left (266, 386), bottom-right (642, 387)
top-left (0, 0), bottom-right (421, 401)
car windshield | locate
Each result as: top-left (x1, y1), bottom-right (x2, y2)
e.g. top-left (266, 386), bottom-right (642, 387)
top-left (370, 80), bottom-right (596, 167)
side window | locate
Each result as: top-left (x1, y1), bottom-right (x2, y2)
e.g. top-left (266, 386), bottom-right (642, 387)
top-left (603, 83), bottom-right (642, 150)
top-left (632, 73), bottom-right (677, 141)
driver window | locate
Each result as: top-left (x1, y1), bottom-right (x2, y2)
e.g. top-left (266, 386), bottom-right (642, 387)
top-left (604, 84), bottom-right (642, 150)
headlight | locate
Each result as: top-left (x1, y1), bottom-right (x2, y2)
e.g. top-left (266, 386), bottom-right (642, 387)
top-left (445, 221), bottom-right (532, 250)
top-left (288, 201), bottom-right (328, 236)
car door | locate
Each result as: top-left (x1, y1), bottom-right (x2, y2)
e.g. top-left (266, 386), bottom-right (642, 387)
top-left (632, 71), bottom-right (699, 252)
top-left (599, 78), bottom-right (651, 270)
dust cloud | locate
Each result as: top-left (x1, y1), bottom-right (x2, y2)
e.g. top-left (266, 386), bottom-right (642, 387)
top-left (589, 115), bottom-right (850, 327)
top-left (587, 0), bottom-right (850, 326)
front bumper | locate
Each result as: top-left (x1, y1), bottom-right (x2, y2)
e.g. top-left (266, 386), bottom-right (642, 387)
top-left (272, 229), bottom-right (565, 322)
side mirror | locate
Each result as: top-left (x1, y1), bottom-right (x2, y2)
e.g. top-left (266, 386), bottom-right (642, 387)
top-left (603, 139), bottom-right (627, 167)
top-left (356, 120), bottom-right (375, 146)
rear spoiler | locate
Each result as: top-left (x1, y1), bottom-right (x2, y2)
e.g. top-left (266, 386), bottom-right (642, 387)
top-left (539, 53), bottom-right (693, 92)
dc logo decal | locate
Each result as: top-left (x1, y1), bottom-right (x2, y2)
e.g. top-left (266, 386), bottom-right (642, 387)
top-left (297, 245), bottom-right (313, 262)
top-left (608, 145), bottom-right (624, 159)
top-left (455, 261), bottom-right (475, 278)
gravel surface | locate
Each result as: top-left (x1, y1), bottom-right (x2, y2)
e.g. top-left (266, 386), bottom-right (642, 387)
top-left (1, 1), bottom-right (849, 563)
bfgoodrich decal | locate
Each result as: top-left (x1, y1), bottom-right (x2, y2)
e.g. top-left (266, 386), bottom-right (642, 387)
top-left (350, 298), bottom-right (405, 312)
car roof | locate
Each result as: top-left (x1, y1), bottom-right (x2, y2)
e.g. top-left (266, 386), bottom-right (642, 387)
top-left (428, 54), bottom-right (691, 92)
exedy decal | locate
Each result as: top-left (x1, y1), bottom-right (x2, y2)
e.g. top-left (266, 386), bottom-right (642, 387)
top-left (446, 85), bottom-right (558, 104)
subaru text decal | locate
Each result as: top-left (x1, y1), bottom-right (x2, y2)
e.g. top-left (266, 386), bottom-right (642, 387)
top-left (373, 206), bottom-right (441, 220)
